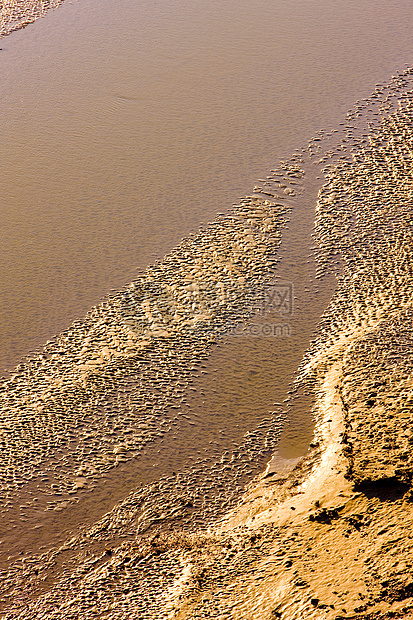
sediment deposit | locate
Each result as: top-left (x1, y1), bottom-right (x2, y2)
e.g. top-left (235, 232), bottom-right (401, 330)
top-left (0, 191), bottom-right (297, 513)
top-left (2, 8), bottom-right (413, 613)
top-left (163, 70), bottom-right (413, 620)
top-left (0, 163), bottom-right (305, 617)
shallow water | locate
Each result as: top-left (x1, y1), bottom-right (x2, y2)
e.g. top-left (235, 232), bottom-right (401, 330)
top-left (1, 0), bottom-right (413, 374)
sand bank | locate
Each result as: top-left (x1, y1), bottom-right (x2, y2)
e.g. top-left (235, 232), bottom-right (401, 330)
top-left (0, 171), bottom-right (300, 617)
top-left (164, 70), bottom-right (413, 620)
top-left (169, 364), bottom-right (413, 620)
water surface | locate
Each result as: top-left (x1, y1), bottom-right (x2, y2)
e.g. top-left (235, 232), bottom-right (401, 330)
top-left (1, 0), bottom-right (413, 373)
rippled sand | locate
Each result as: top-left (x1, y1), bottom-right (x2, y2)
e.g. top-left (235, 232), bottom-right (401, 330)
top-left (164, 69), bottom-right (413, 620)
top-left (0, 161), bottom-right (305, 616)
top-left (5, 68), bottom-right (413, 617)
top-left (4, 4), bottom-right (413, 616)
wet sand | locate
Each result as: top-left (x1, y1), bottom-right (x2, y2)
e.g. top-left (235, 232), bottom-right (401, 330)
top-left (2, 72), bottom-right (413, 619)
top-left (0, 159), bottom-right (327, 616)
top-left (158, 71), bottom-right (413, 619)
top-left (2, 0), bottom-right (413, 376)
top-left (2, 2), bottom-right (413, 619)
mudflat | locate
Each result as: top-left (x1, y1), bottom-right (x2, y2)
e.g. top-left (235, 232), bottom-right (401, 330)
top-left (169, 72), bottom-right (413, 620)
top-left (1, 72), bottom-right (413, 619)
top-left (2, 2), bottom-right (413, 619)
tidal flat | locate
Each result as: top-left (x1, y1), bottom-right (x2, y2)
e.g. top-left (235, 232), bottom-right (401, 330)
top-left (2, 1), bottom-right (413, 619)
top-left (1, 72), bottom-right (413, 619)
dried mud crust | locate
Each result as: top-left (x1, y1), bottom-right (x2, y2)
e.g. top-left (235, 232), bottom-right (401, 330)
top-left (0, 0), bottom-right (65, 38)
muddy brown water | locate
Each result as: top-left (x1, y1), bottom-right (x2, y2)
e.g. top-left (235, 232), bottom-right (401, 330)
top-left (1, 0), bottom-right (413, 374)
top-left (1, 0), bottom-right (413, 563)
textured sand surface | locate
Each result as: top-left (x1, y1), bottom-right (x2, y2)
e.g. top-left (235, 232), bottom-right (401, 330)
top-left (0, 0), bottom-right (64, 38)
top-left (2, 72), bottom-right (413, 618)
top-left (0, 167), bottom-right (301, 618)
top-left (165, 70), bottom-right (413, 620)
top-left (2, 10), bottom-right (413, 614)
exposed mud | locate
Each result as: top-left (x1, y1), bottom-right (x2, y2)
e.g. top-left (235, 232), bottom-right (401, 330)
top-left (130, 69), bottom-right (413, 620)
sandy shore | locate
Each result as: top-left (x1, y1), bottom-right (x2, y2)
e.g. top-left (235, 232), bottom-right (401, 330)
top-left (163, 70), bottom-right (413, 620)
top-left (170, 363), bottom-right (413, 619)
top-left (1, 11), bottom-right (413, 615)
top-left (0, 0), bottom-right (64, 39)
